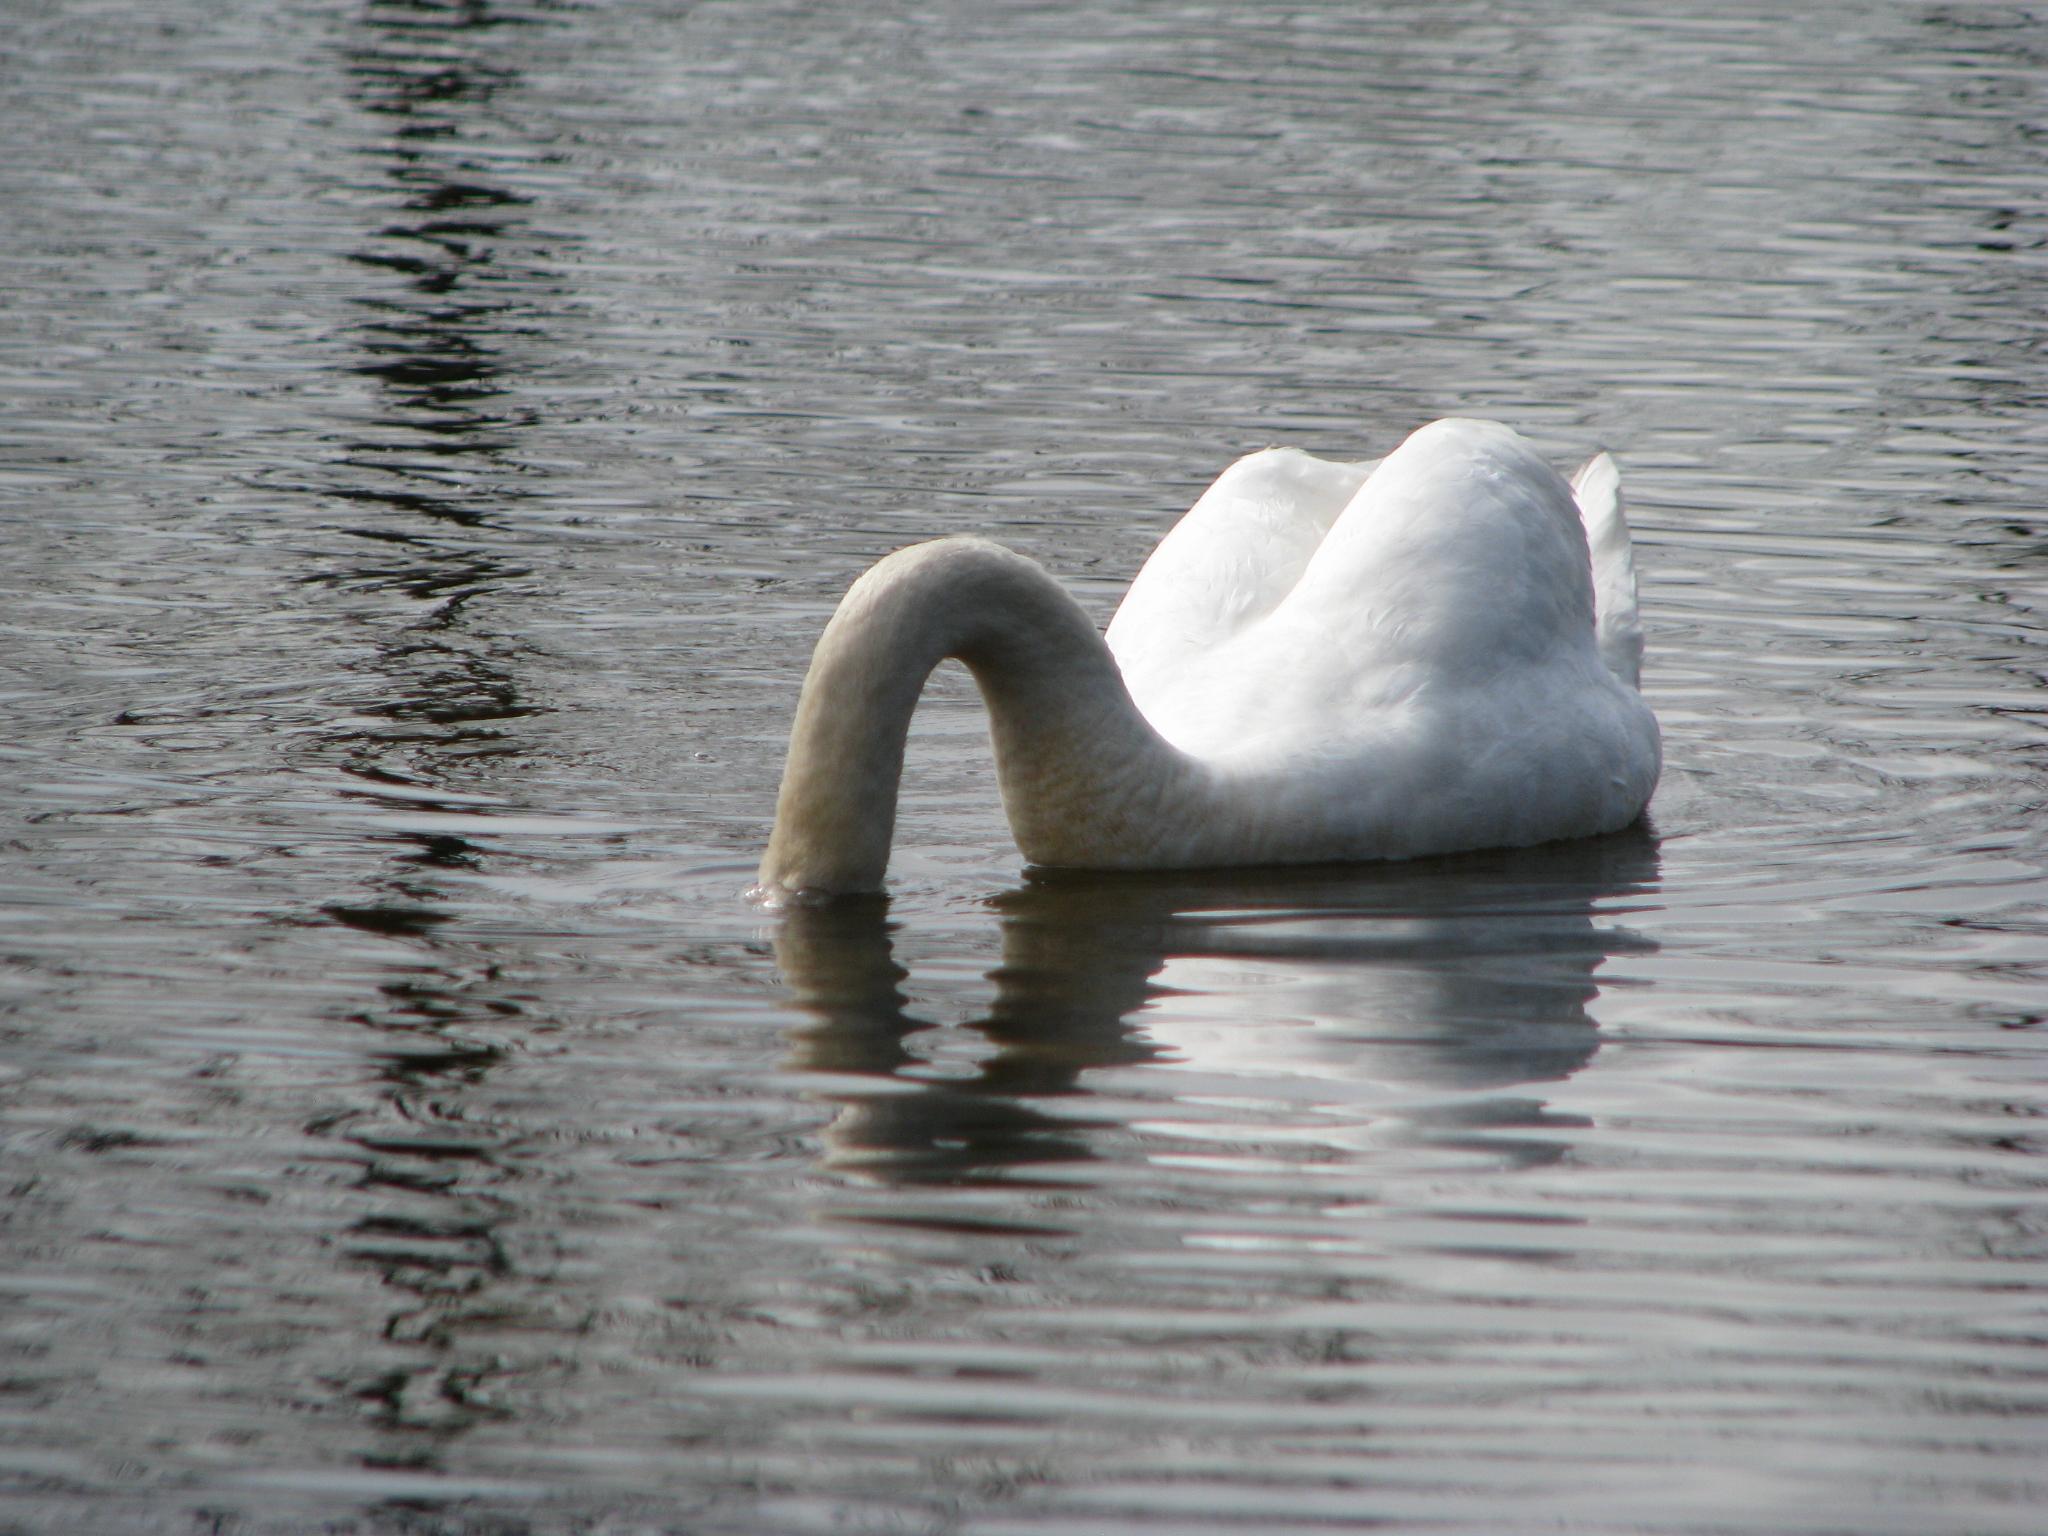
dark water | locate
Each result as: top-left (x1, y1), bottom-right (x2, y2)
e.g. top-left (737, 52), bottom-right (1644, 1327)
top-left (4, 2), bottom-right (2047, 1532)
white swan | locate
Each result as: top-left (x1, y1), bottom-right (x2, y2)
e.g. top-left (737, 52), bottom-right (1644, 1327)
top-left (754, 418), bottom-right (1660, 900)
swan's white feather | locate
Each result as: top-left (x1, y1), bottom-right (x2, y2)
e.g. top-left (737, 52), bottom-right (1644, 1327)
top-left (1104, 446), bottom-right (1376, 708)
top-left (1570, 448), bottom-right (1644, 687)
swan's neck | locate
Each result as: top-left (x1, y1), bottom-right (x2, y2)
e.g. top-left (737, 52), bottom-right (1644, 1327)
top-left (755, 537), bottom-right (1200, 898)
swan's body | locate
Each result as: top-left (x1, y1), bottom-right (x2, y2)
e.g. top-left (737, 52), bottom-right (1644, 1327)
top-left (755, 418), bottom-right (1659, 900)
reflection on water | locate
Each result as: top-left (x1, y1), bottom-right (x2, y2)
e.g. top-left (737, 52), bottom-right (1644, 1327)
top-left (312, 7), bottom-right (547, 1435)
top-left (779, 833), bottom-right (1658, 1190)
top-left (777, 894), bottom-right (1162, 1190)
top-left (311, 0), bottom-right (555, 790)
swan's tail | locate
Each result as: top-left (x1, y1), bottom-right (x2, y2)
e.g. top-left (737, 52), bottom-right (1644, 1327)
top-left (1570, 451), bottom-right (1644, 688)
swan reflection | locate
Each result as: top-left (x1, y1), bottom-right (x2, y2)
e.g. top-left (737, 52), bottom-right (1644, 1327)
top-left (776, 831), bottom-right (1658, 1188)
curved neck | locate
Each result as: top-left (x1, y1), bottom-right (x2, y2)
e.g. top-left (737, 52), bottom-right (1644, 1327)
top-left (755, 537), bottom-right (1201, 898)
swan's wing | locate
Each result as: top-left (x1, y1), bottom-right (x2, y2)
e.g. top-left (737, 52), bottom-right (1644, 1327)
top-left (1151, 419), bottom-right (1602, 753)
top-left (1569, 451), bottom-right (1643, 688)
top-left (1106, 446), bottom-right (1375, 705)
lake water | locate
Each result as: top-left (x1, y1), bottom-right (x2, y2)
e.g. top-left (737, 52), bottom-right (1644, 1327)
top-left (4, 1), bottom-right (2046, 1532)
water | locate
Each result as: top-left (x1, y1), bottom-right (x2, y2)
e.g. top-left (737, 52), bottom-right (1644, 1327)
top-left (3, 1), bottom-right (2045, 1531)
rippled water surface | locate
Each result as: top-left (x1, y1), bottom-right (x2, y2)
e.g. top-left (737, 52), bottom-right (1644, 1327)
top-left (5, 2), bottom-right (2047, 1532)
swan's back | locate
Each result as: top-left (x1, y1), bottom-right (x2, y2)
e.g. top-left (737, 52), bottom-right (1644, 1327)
top-left (1112, 419), bottom-right (1628, 756)
top-left (1280, 418), bottom-right (1595, 676)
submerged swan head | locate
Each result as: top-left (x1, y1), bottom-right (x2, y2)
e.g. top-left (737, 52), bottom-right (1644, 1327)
top-left (753, 419), bottom-right (1660, 903)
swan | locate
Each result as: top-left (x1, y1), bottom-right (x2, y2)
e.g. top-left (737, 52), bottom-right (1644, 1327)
top-left (753, 418), bottom-right (1659, 901)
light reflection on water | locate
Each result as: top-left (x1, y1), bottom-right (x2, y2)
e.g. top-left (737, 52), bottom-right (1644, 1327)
top-left (2, 0), bottom-right (2046, 1532)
